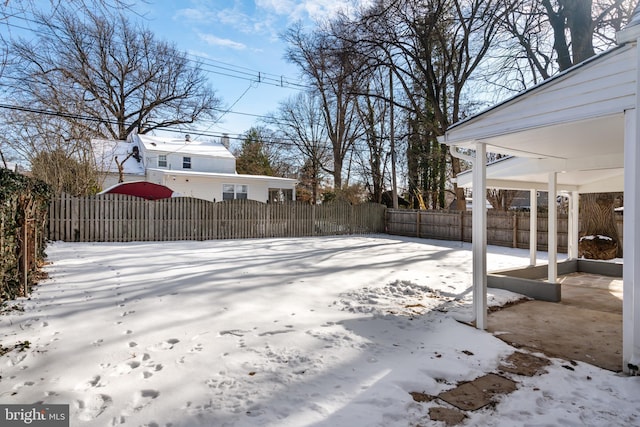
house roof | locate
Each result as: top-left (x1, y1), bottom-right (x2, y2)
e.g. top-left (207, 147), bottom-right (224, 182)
top-left (92, 139), bottom-right (145, 175)
top-left (135, 134), bottom-right (235, 159)
top-left (617, 2), bottom-right (640, 43)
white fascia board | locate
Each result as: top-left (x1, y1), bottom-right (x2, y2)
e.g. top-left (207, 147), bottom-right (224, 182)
top-left (147, 168), bottom-right (296, 184)
top-left (453, 177), bottom-right (578, 191)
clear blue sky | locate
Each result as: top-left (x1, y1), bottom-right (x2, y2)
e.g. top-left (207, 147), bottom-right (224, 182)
top-left (134, 0), bottom-right (368, 142)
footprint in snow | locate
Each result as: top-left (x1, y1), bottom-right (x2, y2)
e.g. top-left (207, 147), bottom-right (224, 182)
top-left (7, 352), bottom-right (28, 366)
top-left (75, 394), bottom-right (112, 421)
top-left (110, 360), bottom-right (140, 376)
top-left (189, 343), bottom-right (204, 353)
top-left (258, 330), bottom-right (296, 336)
top-left (148, 339), bottom-right (179, 351)
top-left (74, 375), bottom-right (101, 391)
top-left (122, 389), bottom-right (159, 414)
top-left (12, 381), bottom-right (35, 391)
top-left (219, 329), bottom-right (247, 337)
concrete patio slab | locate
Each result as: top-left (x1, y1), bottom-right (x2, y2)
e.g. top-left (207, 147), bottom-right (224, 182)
top-left (487, 273), bottom-right (623, 372)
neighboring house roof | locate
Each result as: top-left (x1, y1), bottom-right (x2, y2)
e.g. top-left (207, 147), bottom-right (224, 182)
top-left (92, 139), bottom-right (145, 175)
top-left (146, 168), bottom-right (297, 185)
top-left (135, 134), bottom-right (235, 159)
top-left (99, 181), bottom-right (176, 200)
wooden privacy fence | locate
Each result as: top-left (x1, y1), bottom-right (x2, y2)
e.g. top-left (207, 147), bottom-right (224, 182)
top-left (47, 193), bottom-right (387, 242)
top-left (386, 209), bottom-right (624, 253)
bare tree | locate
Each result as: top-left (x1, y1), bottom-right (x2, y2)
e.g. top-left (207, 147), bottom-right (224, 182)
top-left (345, 0), bottom-right (507, 209)
top-left (0, 0), bottom-right (141, 77)
top-left (269, 92), bottom-right (331, 204)
top-left (283, 22), bottom-right (364, 191)
top-left (1, 1), bottom-right (142, 166)
top-left (5, 7), bottom-right (220, 141)
top-left (352, 70), bottom-right (392, 205)
top-left (1, 109), bottom-right (100, 194)
top-left (489, 0), bottom-right (634, 93)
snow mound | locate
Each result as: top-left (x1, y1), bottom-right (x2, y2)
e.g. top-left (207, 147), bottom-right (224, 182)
top-left (338, 280), bottom-right (460, 316)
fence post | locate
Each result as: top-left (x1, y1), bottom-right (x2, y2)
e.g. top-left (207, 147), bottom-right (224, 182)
top-left (416, 210), bottom-right (421, 238)
top-left (71, 195), bottom-right (80, 242)
top-left (512, 212), bottom-right (518, 248)
top-left (460, 211), bottom-right (465, 242)
top-left (312, 204), bottom-right (316, 236)
top-left (23, 220), bottom-right (28, 296)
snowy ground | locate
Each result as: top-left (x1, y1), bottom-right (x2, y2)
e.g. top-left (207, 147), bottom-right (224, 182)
top-left (0, 235), bottom-right (638, 426)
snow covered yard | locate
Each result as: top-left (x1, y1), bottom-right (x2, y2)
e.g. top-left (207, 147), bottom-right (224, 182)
top-left (0, 235), bottom-right (638, 426)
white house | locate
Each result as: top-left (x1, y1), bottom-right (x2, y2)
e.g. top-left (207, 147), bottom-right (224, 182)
top-left (439, 5), bottom-right (640, 374)
top-left (92, 134), bottom-right (296, 203)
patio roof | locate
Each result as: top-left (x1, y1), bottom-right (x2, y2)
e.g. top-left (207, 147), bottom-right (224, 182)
top-left (454, 156), bottom-right (623, 193)
top-left (440, 44), bottom-right (634, 191)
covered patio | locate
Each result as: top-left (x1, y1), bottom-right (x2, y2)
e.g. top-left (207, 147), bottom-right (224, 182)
top-left (440, 8), bottom-right (640, 374)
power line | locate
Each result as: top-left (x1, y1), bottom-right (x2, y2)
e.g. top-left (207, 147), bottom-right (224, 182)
top-left (0, 102), bottom-right (317, 147)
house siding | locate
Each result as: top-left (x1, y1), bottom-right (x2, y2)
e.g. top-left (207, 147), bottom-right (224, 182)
top-left (144, 151), bottom-right (235, 174)
top-left (146, 169), bottom-right (295, 203)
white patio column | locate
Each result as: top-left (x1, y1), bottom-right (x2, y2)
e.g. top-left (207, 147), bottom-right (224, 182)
top-left (548, 172), bottom-right (558, 283)
top-left (623, 107), bottom-right (640, 373)
top-left (529, 189), bottom-right (537, 266)
top-left (570, 191), bottom-right (580, 259)
top-left (567, 191), bottom-right (580, 260)
top-left (472, 142), bottom-right (488, 329)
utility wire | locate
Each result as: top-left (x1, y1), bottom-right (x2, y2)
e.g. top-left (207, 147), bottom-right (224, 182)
top-left (0, 102), bottom-right (316, 147)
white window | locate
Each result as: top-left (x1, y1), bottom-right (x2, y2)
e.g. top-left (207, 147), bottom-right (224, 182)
top-left (222, 184), bottom-right (248, 200)
top-left (236, 185), bottom-right (248, 200)
top-left (222, 184), bottom-right (235, 201)
top-left (158, 154), bottom-right (167, 168)
top-left (182, 156), bottom-right (191, 169)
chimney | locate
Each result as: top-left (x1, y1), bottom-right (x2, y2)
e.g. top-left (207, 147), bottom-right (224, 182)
top-left (185, 134), bottom-right (191, 142)
top-left (221, 133), bottom-right (230, 149)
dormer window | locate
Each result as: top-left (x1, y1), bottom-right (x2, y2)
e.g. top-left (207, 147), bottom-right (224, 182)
top-left (158, 154), bottom-right (167, 168)
top-left (183, 156), bottom-right (191, 169)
